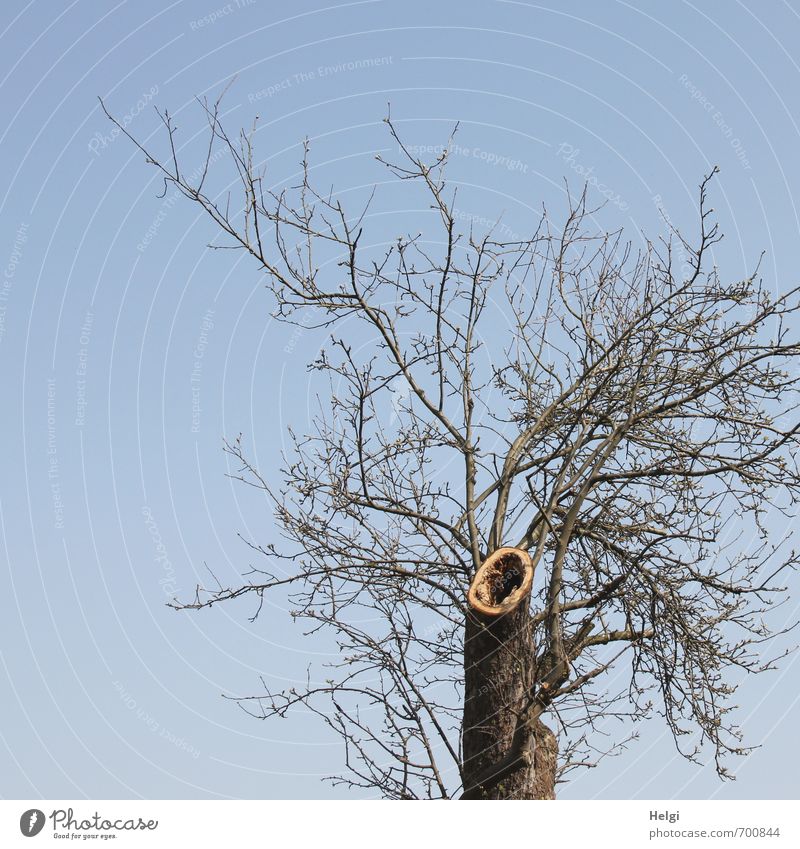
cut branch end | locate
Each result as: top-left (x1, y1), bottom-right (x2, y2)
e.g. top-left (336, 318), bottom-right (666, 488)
top-left (467, 547), bottom-right (534, 617)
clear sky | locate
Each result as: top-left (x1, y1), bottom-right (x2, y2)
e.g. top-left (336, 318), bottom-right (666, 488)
top-left (1, 0), bottom-right (800, 800)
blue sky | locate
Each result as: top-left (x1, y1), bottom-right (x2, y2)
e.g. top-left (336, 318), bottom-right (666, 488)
top-left (2, 0), bottom-right (800, 799)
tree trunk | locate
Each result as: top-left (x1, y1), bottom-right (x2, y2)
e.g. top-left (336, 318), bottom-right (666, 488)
top-left (461, 548), bottom-right (556, 800)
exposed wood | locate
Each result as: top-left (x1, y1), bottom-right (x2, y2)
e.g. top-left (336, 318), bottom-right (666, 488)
top-left (467, 547), bottom-right (534, 617)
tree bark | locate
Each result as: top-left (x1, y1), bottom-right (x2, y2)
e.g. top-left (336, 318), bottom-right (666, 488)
top-left (461, 548), bottom-right (556, 800)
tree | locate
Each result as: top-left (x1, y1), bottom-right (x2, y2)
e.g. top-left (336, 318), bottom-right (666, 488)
top-left (105, 94), bottom-right (800, 800)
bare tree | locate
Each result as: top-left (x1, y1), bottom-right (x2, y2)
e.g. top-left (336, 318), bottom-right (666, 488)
top-left (105, 94), bottom-right (800, 800)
